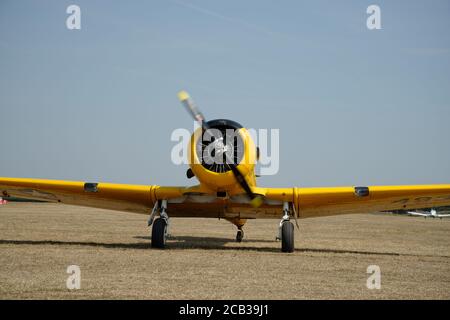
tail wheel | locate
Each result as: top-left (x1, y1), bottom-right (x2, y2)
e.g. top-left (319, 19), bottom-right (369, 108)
top-left (281, 221), bottom-right (294, 253)
top-left (236, 229), bottom-right (244, 242)
top-left (151, 218), bottom-right (167, 249)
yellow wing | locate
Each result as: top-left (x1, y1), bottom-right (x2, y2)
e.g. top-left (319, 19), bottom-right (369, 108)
top-left (0, 177), bottom-right (239, 218)
top-left (264, 185), bottom-right (450, 218)
top-left (0, 177), bottom-right (164, 214)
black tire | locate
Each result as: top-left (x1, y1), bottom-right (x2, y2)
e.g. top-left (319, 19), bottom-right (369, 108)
top-left (281, 221), bottom-right (294, 253)
top-left (151, 218), bottom-right (167, 249)
top-left (236, 230), bottom-right (244, 242)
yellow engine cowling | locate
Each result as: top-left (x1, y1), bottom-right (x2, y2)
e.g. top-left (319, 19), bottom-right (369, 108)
top-left (188, 121), bottom-right (257, 194)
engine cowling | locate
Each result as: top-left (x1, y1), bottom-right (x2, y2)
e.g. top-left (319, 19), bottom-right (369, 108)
top-left (188, 119), bottom-right (257, 192)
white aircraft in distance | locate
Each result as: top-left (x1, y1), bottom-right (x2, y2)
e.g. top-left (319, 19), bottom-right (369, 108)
top-left (407, 209), bottom-right (450, 219)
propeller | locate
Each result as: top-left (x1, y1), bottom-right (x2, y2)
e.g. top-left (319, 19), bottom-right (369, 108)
top-left (178, 90), bottom-right (263, 208)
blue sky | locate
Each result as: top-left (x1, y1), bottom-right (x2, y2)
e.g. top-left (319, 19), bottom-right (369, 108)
top-left (1, 0), bottom-right (449, 187)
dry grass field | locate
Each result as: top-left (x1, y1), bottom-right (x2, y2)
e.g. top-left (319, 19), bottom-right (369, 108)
top-left (0, 202), bottom-right (449, 299)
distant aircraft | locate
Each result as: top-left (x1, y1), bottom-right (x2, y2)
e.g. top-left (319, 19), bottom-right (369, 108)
top-left (407, 209), bottom-right (450, 219)
top-left (1, 91), bottom-right (450, 252)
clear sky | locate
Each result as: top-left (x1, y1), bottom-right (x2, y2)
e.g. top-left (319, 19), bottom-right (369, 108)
top-left (1, 0), bottom-right (449, 188)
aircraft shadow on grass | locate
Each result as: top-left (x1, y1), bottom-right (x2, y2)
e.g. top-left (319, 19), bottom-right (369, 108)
top-left (0, 237), bottom-right (406, 256)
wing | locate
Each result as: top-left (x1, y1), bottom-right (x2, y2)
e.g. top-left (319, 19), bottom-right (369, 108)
top-left (436, 214), bottom-right (450, 218)
top-left (0, 177), bottom-right (164, 214)
top-left (0, 177), bottom-right (259, 218)
top-left (263, 185), bottom-right (450, 218)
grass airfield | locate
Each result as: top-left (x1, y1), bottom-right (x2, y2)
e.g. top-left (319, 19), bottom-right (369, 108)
top-left (0, 202), bottom-right (449, 299)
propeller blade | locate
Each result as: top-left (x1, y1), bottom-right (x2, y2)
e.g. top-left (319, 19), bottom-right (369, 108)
top-left (177, 90), bottom-right (208, 129)
top-left (229, 165), bottom-right (263, 208)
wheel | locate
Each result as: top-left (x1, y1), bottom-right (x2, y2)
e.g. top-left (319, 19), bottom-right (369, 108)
top-left (281, 221), bottom-right (294, 253)
top-left (236, 229), bottom-right (244, 242)
top-left (151, 218), bottom-right (167, 248)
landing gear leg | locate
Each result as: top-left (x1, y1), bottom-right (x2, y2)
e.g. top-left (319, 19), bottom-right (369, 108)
top-left (276, 202), bottom-right (295, 253)
top-left (150, 200), bottom-right (169, 249)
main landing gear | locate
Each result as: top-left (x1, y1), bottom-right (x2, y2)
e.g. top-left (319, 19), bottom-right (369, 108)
top-left (147, 200), bottom-right (297, 252)
top-left (148, 200), bottom-right (169, 249)
top-left (276, 202), bottom-right (295, 253)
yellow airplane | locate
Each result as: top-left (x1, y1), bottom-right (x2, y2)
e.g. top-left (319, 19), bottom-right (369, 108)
top-left (1, 91), bottom-right (450, 252)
